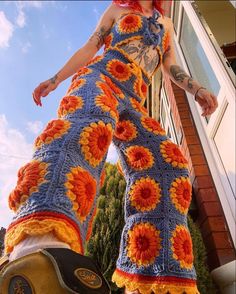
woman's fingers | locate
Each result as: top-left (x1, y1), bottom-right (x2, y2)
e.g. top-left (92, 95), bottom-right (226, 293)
top-left (32, 81), bottom-right (50, 106)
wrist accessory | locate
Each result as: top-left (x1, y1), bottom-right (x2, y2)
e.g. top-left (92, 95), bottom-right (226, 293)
top-left (194, 86), bottom-right (206, 101)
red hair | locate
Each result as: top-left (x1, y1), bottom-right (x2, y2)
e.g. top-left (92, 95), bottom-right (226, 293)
top-left (112, 0), bottom-right (166, 16)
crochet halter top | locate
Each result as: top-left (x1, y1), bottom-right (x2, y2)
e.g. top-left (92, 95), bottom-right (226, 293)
top-left (103, 8), bottom-right (168, 77)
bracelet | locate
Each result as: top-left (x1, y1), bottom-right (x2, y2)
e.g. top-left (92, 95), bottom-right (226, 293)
top-left (194, 86), bottom-right (206, 101)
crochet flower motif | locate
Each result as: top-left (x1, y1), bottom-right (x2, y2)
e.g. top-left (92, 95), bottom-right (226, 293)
top-left (8, 160), bottom-right (49, 211)
top-left (57, 95), bottom-right (84, 117)
top-left (85, 207), bottom-right (98, 241)
top-left (66, 78), bottom-right (86, 95)
top-left (65, 166), bottom-right (97, 223)
top-left (125, 145), bottom-right (154, 170)
top-left (141, 116), bottom-right (166, 136)
top-left (162, 30), bottom-right (171, 54)
top-left (129, 177), bottom-right (161, 212)
top-left (104, 33), bottom-right (113, 50)
top-left (134, 79), bottom-right (148, 101)
top-left (171, 225), bottom-right (194, 270)
top-left (130, 98), bottom-right (148, 115)
top-left (127, 222), bottom-right (162, 267)
top-left (34, 119), bottom-right (71, 149)
top-left (95, 81), bottom-right (119, 120)
top-left (99, 168), bottom-right (106, 188)
top-left (117, 160), bottom-right (124, 176)
top-left (100, 74), bottom-right (125, 99)
top-left (106, 59), bottom-right (132, 82)
top-left (71, 67), bottom-right (92, 83)
top-left (117, 14), bottom-right (142, 34)
top-left (86, 55), bottom-right (103, 66)
top-left (114, 120), bottom-right (137, 141)
top-left (79, 121), bottom-right (113, 167)
top-left (170, 177), bottom-right (192, 214)
top-left (160, 140), bottom-right (188, 169)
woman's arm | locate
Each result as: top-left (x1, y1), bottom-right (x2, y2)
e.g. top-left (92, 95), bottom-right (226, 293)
top-left (161, 18), bottom-right (218, 117)
top-left (33, 3), bottom-right (115, 106)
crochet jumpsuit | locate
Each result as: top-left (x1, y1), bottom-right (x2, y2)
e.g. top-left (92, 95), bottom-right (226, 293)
top-left (5, 8), bottom-right (200, 294)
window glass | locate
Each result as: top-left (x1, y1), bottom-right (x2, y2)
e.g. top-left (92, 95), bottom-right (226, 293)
top-left (180, 11), bottom-right (220, 96)
top-left (173, 1), bottom-right (180, 32)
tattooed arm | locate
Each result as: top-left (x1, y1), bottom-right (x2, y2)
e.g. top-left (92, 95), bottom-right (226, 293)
top-left (161, 18), bottom-right (218, 116)
top-left (33, 4), bottom-right (115, 105)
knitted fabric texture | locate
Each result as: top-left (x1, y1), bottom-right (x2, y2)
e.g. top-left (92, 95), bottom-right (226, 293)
top-left (5, 8), bottom-right (200, 294)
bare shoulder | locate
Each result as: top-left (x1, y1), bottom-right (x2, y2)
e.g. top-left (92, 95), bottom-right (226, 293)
top-left (102, 3), bottom-right (123, 21)
top-left (159, 15), bottom-right (174, 32)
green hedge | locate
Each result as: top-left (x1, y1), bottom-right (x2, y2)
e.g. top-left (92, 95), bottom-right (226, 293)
top-left (85, 163), bottom-right (217, 293)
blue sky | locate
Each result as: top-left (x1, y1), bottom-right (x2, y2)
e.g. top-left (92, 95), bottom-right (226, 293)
top-left (0, 1), bottom-right (118, 228)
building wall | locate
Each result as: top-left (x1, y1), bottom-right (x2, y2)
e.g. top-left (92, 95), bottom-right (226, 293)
top-left (148, 0), bottom-right (236, 272)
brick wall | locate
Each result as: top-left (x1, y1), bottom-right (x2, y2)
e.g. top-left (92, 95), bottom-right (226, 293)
top-left (162, 75), bottom-right (236, 271)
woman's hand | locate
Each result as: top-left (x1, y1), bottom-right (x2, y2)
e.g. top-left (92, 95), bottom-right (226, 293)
top-left (32, 75), bottom-right (60, 107)
top-left (195, 88), bottom-right (218, 117)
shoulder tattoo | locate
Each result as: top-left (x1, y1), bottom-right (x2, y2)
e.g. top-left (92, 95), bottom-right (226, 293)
top-left (89, 26), bottom-right (111, 50)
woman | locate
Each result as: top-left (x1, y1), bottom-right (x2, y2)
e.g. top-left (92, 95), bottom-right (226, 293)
top-left (2, 0), bottom-right (218, 293)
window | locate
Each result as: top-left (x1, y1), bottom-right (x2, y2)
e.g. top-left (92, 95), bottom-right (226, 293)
top-left (180, 11), bottom-right (220, 96)
top-left (173, 1), bottom-right (180, 32)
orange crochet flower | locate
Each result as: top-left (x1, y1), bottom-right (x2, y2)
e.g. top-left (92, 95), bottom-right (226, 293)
top-left (34, 119), bottom-right (71, 149)
top-left (85, 207), bottom-right (98, 241)
top-left (126, 145), bottom-right (154, 170)
top-left (171, 225), bottom-right (194, 269)
top-left (141, 116), bottom-right (166, 136)
top-left (8, 160), bottom-right (49, 211)
top-left (117, 160), bottom-right (124, 176)
top-left (99, 168), bottom-right (106, 188)
top-left (118, 14), bottom-right (142, 34)
top-left (65, 166), bottom-right (97, 223)
top-left (71, 67), bottom-right (92, 82)
top-left (106, 59), bottom-right (132, 82)
top-left (95, 81), bottom-right (119, 120)
top-left (127, 222), bottom-right (162, 267)
top-left (160, 140), bottom-right (188, 169)
top-left (114, 120), bottom-right (137, 141)
top-left (134, 79), bottom-right (148, 101)
top-left (129, 177), bottom-right (161, 212)
top-left (130, 98), bottom-right (148, 115)
top-left (66, 78), bottom-right (86, 95)
top-left (57, 95), bottom-right (84, 117)
top-left (79, 121), bottom-right (113, 167)
top-left (104, 33), bottom-right (113, 50)
top-left (162, 30), bottom-right (171, 54)
top-left (101, 74), bottom-right (125, 99)
top-left (86, 55), bottom-right (103, 66)
top-left (170, 177), bottom-right (192, 214)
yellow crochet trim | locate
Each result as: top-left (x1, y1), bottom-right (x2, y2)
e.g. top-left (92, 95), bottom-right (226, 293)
top-left (112, 270), bottom-right (200, 294)
top-left (5, 218), bottom-right (82, 254)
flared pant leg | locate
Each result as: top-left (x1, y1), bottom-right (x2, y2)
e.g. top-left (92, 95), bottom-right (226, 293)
top-left (111, 107), bottom-right (200, 294)
top-left (4, 67), bottom-right (120, 255)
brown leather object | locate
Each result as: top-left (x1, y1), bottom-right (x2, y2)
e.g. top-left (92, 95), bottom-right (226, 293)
top-left (0, 248), bottom-right (111, 294)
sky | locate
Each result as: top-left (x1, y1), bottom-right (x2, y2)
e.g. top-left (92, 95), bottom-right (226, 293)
top-left (0, 1), bottom-right (119, 228)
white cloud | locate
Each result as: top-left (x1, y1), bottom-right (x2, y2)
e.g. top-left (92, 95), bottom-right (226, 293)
top-left (26, 120), bottom-right (43, 135)
top-left (0, 114), bottom-right (33, 228)
top-left (93, 7), bottom-right (100, 22)
top-left (15, 1), bottom-right (43, 28)
top-left (0, 11), bottom-right (14, 48)
top-left (15, 9), bottom-right (25, 28)
top-left (21, 41), bottom-right (32, 53)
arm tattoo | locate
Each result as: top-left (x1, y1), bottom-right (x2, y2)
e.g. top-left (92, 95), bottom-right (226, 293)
top-left (170, 65), bottom-right (194, 89)
top-left (89, 26), bottom-right (111, 50)
top-left (50, 74), bottom-right (58, 84)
